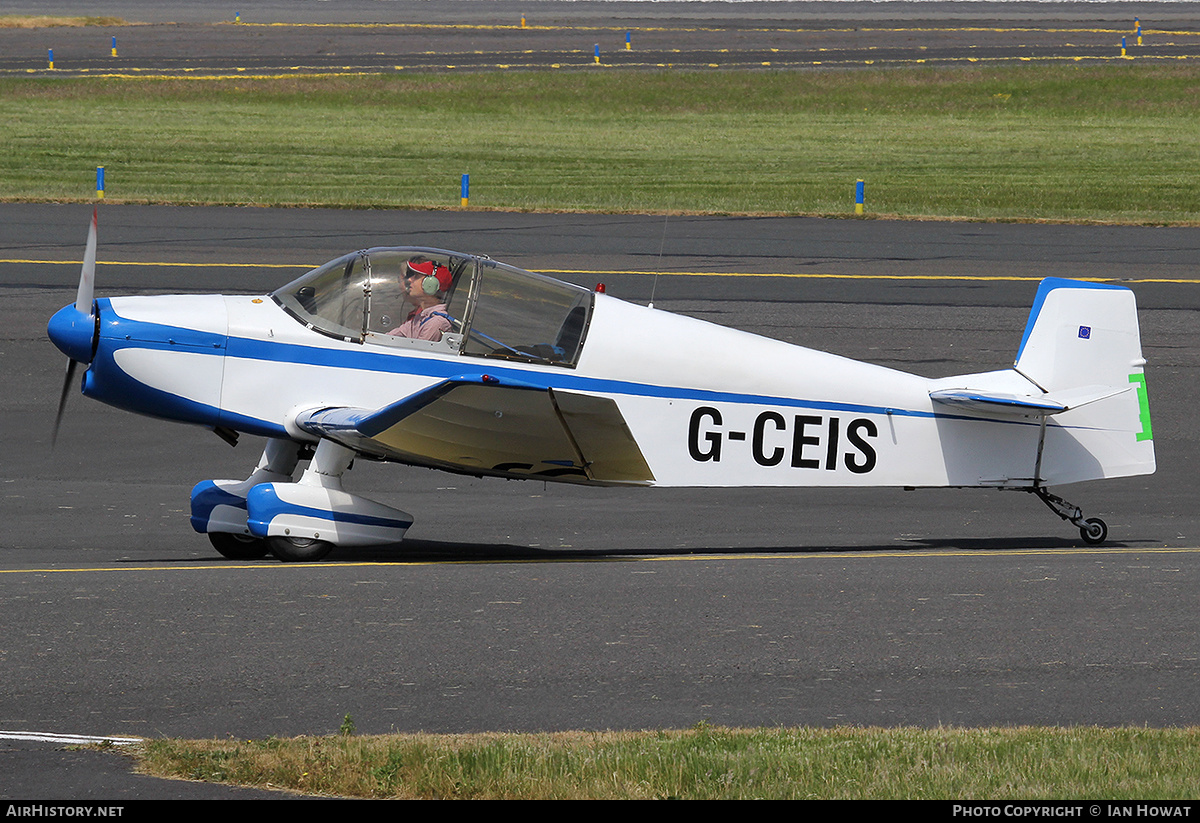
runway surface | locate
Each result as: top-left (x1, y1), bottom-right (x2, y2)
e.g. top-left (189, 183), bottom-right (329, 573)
top-left (2, 203), bottom-right (1200, 799)
top-left (4, 0), bottom-right (1200, 801)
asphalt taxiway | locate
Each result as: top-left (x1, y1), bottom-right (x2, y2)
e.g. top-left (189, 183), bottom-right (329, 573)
top-left (4, 204), bottom-right (1200, 798)
top-left (3, 0), bottom-right (1200, 75)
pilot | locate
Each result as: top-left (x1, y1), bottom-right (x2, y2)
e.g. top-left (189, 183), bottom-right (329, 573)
top-left (388, 258), bottom-right (454, 341)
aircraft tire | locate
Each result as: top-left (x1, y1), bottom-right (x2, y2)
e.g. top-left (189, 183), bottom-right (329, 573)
top-left (209, 532), bottom-right (269, 560)
top-left (1079, 518), bottom-right (1108, 545)
top-left (266, 535), bottom-right (334, 562)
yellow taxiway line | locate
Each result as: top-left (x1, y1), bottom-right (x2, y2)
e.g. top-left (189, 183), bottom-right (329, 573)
top-left (6, 257), bottom-right (1200, 286)
top-left (2, 545), bottom-right (1198, 576)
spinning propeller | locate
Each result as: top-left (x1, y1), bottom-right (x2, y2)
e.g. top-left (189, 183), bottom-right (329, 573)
top-left (48, 208), bottom-right (99, 447)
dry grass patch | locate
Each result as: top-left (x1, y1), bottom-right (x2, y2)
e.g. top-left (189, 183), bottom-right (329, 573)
top-left (0, 16), bottom-right (127, 28)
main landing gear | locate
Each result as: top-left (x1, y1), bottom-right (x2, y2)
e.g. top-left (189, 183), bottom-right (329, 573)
top-left (1029, 487), bottom-right (1108, 545)
top-left (190, 437), bottom-right (413, 562)
top-left (208, 532), bottom-right (270, 560)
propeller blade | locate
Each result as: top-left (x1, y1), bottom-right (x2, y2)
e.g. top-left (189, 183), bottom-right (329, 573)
top-left (75, 207), bottom-right (97, 314)
top-left (53, 208), bottom-right (100, 448)
top-left (52, 358), bottom-right (79, 448)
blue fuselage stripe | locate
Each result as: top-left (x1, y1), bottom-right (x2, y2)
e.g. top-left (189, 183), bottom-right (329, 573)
top-left (224, 333), bottom-right (937, 420)
top-left (93, 305), bottom-right (1004, 433)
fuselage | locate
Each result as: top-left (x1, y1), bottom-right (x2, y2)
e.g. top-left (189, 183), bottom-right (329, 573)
top-left (53, 286), bottom-right (1056, 490)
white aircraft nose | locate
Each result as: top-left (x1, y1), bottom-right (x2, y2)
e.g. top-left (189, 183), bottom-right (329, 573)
top-left (47, 302), bottom-right (96, 364)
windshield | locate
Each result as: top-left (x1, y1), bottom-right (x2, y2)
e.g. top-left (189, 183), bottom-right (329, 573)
top-left (273, 252), bottom-right (368, 342)
top-left (272, 247), bottom-right (592, 367)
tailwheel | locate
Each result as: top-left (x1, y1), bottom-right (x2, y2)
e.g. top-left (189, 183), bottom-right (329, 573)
top-left (1080, 518), bottom-right (1108, 545)
top-left (209, 532), bottom-right (269, 560)
top-left (266, 535), bottom-right (334, 562)
top-left (1029, 487), bottom-right (1110, 546)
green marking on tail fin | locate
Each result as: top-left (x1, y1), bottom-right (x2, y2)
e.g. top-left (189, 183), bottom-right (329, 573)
top-left (1130, 373), bottom-right (1153, 441)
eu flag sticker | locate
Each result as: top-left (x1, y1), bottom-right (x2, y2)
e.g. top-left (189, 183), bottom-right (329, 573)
top-left (1078, 325), bottom-right (1091, 339)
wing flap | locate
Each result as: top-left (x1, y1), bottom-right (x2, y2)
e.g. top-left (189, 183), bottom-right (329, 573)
top-left (550, 389), bottom-right (655, 483)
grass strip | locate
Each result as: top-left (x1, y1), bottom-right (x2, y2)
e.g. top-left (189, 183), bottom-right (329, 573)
top-left (2, 64), bottom-right (1199, 222)
top-left (130, 724), bottom-right (1200, 799)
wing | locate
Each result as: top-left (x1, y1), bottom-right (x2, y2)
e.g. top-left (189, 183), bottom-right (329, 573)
top-left (294, 374), bottom-right (655, 485)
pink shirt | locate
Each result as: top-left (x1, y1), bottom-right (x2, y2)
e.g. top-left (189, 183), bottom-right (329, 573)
top-left (388, 304), bottom-right (452, 341)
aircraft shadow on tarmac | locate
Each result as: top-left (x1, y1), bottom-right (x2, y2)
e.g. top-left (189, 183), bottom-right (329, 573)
top-left (142, 535), bottom-right (1149, 565)
top-left (332, 536), bottom-right (1148, 561)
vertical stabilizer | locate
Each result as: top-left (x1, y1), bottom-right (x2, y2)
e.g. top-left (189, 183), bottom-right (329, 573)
top-left (1013, 278), bottom-right (1154, 484)
top-left (1015, 278), bottom-right (1144, 393)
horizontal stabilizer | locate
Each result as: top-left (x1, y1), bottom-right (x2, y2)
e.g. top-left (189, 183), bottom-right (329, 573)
top-left (930, 384), bottom-right (1127, 417)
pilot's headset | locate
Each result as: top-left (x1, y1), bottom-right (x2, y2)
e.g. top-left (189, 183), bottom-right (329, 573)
top-left (406, 259), bottom-right (452, 297)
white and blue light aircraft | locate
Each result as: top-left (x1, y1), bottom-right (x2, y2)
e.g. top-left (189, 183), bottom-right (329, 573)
top-left (48, 211), bottom-right (1155, 561)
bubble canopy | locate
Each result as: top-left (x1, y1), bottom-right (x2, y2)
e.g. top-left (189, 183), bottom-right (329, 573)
top-left (271, 247), bottom-right (594, 367)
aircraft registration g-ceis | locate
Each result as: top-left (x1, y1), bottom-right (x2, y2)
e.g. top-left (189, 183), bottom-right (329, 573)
top-left (48, 210), bottom-right (1155, 561)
